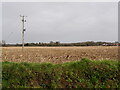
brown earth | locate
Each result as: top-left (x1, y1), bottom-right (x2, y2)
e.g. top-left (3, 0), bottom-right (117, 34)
top-left (2, 46), bottom-right (118, 64)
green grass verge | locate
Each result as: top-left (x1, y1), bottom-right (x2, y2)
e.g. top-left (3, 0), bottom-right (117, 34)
top-left (2, 58), bottom-right (120, 88)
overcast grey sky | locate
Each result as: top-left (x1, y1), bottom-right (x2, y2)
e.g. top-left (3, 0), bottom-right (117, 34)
top-left (2, 2), bottom-right (118, 44)
top-left (0, 3), bottom-right (2, 41)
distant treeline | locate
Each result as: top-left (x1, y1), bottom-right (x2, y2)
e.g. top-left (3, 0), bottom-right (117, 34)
top-left (2, 41), bottom-right (119, 47)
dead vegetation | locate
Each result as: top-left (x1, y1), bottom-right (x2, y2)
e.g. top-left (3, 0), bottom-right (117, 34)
top-left (2, 46), bottom-right (118, 64)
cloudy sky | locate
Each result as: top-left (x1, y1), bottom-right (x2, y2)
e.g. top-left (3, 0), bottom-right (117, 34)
top-left (2, 2), bottom-right (118, 44)
top-left (0, 3), bottom-right (2, 41)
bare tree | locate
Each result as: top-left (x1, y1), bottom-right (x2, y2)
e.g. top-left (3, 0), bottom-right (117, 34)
top-left (2, 40), bottom-right (6, 46)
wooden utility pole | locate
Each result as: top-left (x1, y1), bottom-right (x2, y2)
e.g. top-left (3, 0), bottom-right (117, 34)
top-left (20, 15), bottom-right (26, 51)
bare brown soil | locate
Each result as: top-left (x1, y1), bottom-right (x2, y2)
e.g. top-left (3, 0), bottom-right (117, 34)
top-left (2, 46), bottom-right (118, 63)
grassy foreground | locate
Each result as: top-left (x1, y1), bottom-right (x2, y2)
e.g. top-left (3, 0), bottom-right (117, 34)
top-left (2, 59), bottom-right (120, 88)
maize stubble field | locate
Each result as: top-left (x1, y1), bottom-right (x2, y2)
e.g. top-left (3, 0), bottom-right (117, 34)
top-left (2, 46), bottom-right (118, 63)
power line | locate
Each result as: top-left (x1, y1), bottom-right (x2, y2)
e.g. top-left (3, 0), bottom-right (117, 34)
top-left (5, 32), bottom-right (14, 41)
